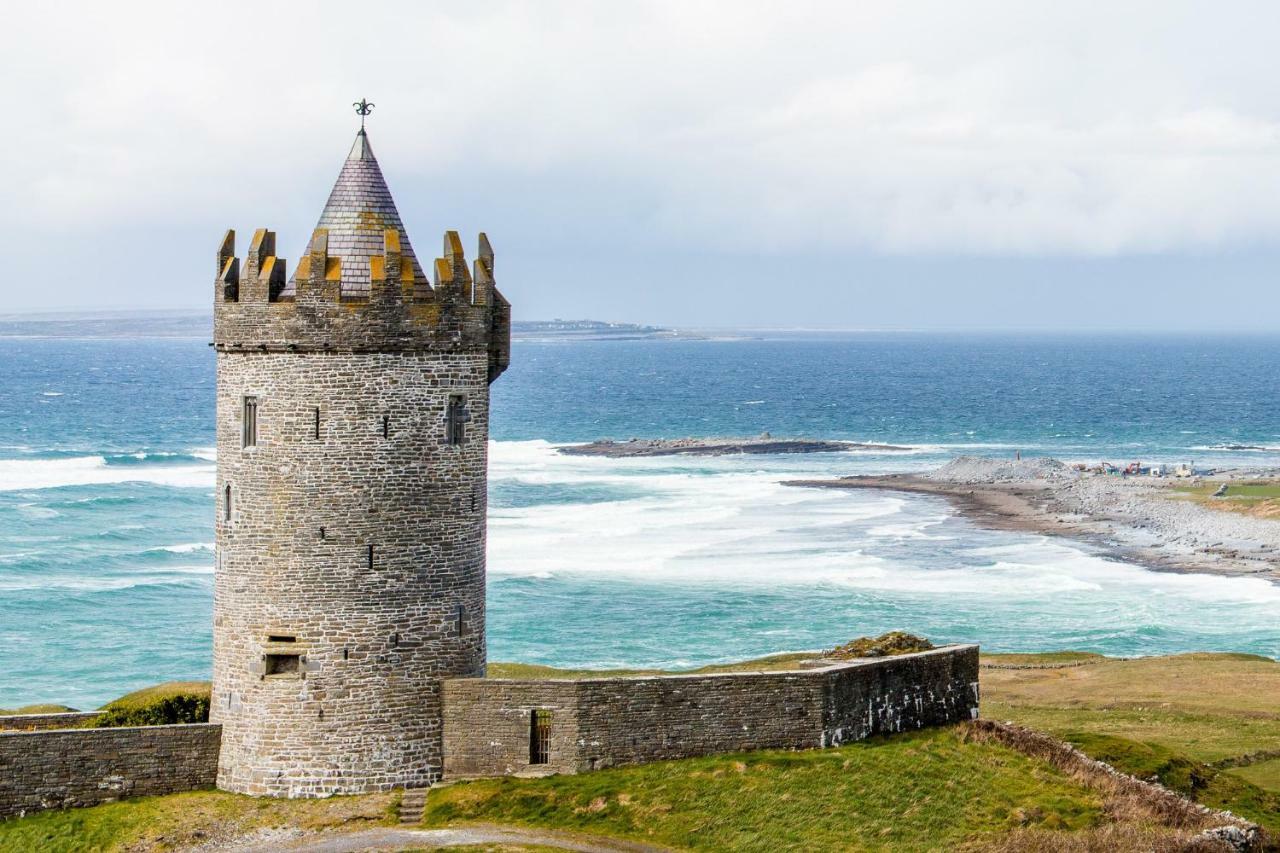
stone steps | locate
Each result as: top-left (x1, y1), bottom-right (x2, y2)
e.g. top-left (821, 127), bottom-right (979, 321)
top-left (398, 787), bottom-right (428, 824)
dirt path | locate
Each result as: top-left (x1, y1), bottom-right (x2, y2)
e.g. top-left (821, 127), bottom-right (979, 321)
top-left (217, 822), bottom-right (670, 853)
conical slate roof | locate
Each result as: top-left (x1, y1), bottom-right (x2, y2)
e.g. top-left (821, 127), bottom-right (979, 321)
top-left (284, 129), bottom-right (426, 299)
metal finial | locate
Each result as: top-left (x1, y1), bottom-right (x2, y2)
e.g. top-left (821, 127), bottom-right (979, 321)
top-left (353, 98), bottom-right (375, 130)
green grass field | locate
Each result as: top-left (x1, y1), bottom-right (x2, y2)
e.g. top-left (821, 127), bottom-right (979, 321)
top-left (1170, 479), bottom-right (1280, 518)
top-left (419, 726), bottom-right (1223, 852)
top-left (0, 790), bottom-right (397, 853)
top-left (983, 651), bottom-right (1280, 834)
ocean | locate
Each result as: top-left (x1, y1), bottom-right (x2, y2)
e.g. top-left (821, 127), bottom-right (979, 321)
top-left (2, 332), bottom-right (1279, 709)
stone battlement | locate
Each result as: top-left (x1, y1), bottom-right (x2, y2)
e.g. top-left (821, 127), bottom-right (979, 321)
top-left (214, 228), bottom-right (510, 375)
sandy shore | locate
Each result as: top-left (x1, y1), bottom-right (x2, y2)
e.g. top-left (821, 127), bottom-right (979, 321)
top-left (785, 459), bottom-right (1280, 582)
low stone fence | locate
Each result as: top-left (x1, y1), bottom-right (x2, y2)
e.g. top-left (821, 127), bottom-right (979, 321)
top-left (0, 723), bottom-right (221, 818)
top-left (0, 711), bottom-right (103, 732)
top-left (442, 644), bottom-right (979, 779)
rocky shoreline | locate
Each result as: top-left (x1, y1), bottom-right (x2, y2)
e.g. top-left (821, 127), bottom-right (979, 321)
top-left (786, 456), bottom-right (1280, 582)
top-left (560, 436), bottom-right (913, 458)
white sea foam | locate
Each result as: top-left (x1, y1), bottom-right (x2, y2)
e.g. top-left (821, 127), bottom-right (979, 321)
top-left (486, 440), bottom-right (1280, 638)
top-left (145, 542), bottom-right (214, 554)
top-left (490, 441), bottom-right (919, 582)
top-left (0, 571), bottom-right (212, 592)
top-left (15, 503), bottom-right (59, 519)
top-left (0, 456), bottom-right (215, 492)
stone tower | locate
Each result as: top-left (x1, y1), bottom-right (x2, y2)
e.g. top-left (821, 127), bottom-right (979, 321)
top-left (210, 126), bottom-right (510, 797)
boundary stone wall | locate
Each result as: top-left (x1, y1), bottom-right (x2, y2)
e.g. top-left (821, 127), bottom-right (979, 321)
top-left (442, 645), bottom-right (979, 779)
top-left (0, 723), bottom-right (221, 818)
top-left (0, 711), bottom-right (102, 732)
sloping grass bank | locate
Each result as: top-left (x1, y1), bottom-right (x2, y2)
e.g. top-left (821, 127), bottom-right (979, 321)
top-left (0, 790), bottom-right (396, 853)
top-left (983, 651), bottom-right (1280, 835)
top-left (421, 726), bottom-right (1228, 852)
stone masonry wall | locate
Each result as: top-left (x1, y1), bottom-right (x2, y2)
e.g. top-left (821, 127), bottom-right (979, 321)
top-left (442, 681), bottom-right (581, 777)
top-left (0, 711), bottom-right (102, 732)
top-left (212, 350), bottom-right (491, 796)
top-left (442, 645), bottom-right (980, 778)
top-left (0, 724), bottom-right (220, 819)
top-left (822, 646), bottom-right (981, 746)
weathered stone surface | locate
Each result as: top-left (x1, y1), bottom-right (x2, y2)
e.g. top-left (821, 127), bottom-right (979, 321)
top-left (0, 711), bottom-right (102, 732)
top-left (0, 724), bottom-right (220, 818)
top-left (212, 350), bottom-right (492, 796)
top-left (442, 645), bottom-right (979, 778)
top-left (212, 130), bottom-right (510, 797)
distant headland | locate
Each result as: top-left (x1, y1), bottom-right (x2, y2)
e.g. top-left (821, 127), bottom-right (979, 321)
top-left (0, 311), bottom-right (694, 341)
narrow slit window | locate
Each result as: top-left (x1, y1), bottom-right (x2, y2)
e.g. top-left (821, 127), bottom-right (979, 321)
top-left (224, 484), bottom-right (232, 521)
top-left (446, 395), bottom-right (470, 446)
top-left (313, 407), bottom-right (320, 440)
top-left (381, 414), bottom-right (390, 439)
top-left (456, 604), bottom-right (466, 637)
top-left (242, 396), bottom-right (258, 447)
top-left (530, 709), bottom-right (552, 765)
top-left (367, 543), bottom-right (374, 570)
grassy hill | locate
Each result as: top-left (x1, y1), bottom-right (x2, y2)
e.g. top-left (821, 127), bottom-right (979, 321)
top-left (983, 651), bottom-right (1280, 835)
top-left (1, 651), bottom-right (1276, 852)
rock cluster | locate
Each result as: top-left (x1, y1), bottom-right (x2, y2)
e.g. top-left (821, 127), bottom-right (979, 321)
top-left (924, 455), bottom-right (1076, 484)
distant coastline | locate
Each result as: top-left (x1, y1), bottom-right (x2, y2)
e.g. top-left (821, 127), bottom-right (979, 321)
top-left (0, 311), bottom-right (700, 341)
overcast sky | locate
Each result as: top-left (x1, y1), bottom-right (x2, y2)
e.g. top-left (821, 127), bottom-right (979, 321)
top-left (5, 1), bottom-right (1280, 329)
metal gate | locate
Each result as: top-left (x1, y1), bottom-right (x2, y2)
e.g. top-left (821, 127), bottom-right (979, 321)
top-left (529, 709), bottom-right (552, 764)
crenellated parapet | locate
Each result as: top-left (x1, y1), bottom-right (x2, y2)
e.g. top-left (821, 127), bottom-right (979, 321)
top-left (214, 227), bottom-right (511, 380)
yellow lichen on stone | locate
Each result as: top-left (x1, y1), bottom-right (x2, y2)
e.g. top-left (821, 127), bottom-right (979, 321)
top-left (357, 210), bottom-right (386, 231)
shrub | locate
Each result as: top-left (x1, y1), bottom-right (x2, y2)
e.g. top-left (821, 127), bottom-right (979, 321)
top-left (825, 631), bottom-right (934, 660)
top-left (92, 681), bottom-right (211, 728)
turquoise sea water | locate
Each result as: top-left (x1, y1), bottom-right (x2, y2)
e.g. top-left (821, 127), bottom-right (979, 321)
top-left (2, 333), bottom-right (1279, 708)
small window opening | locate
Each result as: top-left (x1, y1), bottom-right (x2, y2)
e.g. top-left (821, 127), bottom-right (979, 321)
top-left (530, 709), bottom-right (552, 765)
top-left (319, 526), bottom-right (326, 540)
top-left (343, 647), bottom-right (349, 661)
top-left (381, 414), bottom-right (390, 439)
top-left (446, 395), bottom-right (470, 445)
top-left (367, 543), bottom-right (374, 569)
top-left (313, 407), bottom-right (320, 440)
top-left (242, 396), bottom-right (258, 448)
top-left (391, 632), bottom-right (400, 648)
top-left (456, 604), bottom-right (466, 637)
top-left (268, 635), bottom-right (296, 644)
top-left (264, 653), bottom-right (300, 676)
top-left (224, 484), bottom-right (232, 521)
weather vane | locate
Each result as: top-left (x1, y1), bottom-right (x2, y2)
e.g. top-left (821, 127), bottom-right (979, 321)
top-left (353, 98), bottom-right (375, 130)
